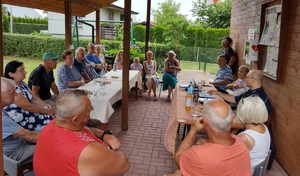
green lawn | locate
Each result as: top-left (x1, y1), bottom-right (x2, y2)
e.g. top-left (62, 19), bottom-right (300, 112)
top-left (4, 56), bottom-right (63, 83)
top-left (3, 56), bottom-right (218, 83)
top-left (180, 61), bottom-right (218, 74)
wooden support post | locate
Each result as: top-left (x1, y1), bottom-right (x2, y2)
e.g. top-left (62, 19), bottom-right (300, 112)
top-left (122, 0), bottom-right (132, 131)
top-left (145, 0), bottom-right (151, 55)
top-left (0, 1), bottom-right (4, 175)
top-left (96, 9), bottom-right (101, 44)
top-left (64, 0), bottom-right (72, 50)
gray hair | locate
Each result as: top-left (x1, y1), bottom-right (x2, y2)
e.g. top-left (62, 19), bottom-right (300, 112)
top-left (75, 47), bottom-right (85, 58)
top-left (237, 96), bottom-right (268, 124)
top-left (55, 89), bottom-right (89, 119)
top-left (203, 100), bottom-right (233, 132)
top-left (1, 77), bottom-right (15, 93)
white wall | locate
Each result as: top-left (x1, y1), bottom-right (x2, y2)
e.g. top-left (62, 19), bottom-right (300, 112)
top-left (48, 8), bottom-right (132, 37)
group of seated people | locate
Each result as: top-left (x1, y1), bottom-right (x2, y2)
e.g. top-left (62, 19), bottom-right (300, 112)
top-left (165, 37), bottom-right (273, 176)
top-left (1, 79), bottom-right (129, 175)
top-left (1, 42), bottom-right (182, 175)
top-left (168, 94), bottom-right (271, 176)
top-left (2, 36), bottom-right (272, 176)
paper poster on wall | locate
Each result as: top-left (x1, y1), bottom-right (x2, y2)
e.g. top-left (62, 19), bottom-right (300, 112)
top-left (244, 40), bottom-right (258, 64)
top-left (259, 5), bottom-right (282, 46)
top-left (263, 46), bottom-right (279, 79)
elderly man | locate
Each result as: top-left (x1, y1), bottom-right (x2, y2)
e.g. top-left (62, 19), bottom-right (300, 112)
top-left (34, 89), bottom-right (129, 176)
top-left (74, 47), bottom-right (99, 82)
top-left (28, 52), bottom-right (59, 102)
top-left (85, 43), bottom-right (104, 73)
top-left (209, 55), bottom-right (233, 92)
top-left (209, 69), bottom-right (272, 115)
top-left (57, 50), bottom-right (85, 91)
top-left (1, 77), bottom-right (39, 176)
top-left (173, 99), bottom-right (251, 176)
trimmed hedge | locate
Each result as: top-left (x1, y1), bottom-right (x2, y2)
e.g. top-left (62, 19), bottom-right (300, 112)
top-left (131, 25), bottom-right (229, 48)
top-left (3, 33), bottom-right (220, 69)
top-left (2, 16), bottom-right (48, 33)
top-left (13, 23), bottom-right (48, 34)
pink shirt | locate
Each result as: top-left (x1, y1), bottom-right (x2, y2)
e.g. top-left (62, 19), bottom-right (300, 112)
top-left (180, 135), bottom-right (251, 176)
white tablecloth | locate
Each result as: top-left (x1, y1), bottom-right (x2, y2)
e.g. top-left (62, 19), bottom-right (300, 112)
top-left (80, 70), bottom-right (139, 123)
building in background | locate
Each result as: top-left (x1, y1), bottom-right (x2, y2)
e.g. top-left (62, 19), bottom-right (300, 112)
top-left (48, 4), bottom-right (138, 40)
top-left (3, 4), bottom-right (47, 18)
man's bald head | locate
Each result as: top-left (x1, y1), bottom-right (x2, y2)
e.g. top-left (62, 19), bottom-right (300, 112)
top-left (203, 99), bottom-right (233, 132)
top-left (247, 70), bottom-right (264, 81)
top-left (245, 70), bottom-right (264, 89)
top-left (1, 77), bottom-right (16, 106)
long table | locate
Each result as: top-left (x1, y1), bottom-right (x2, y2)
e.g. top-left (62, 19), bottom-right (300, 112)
top-left (80, 70), bottom-right (139, 123)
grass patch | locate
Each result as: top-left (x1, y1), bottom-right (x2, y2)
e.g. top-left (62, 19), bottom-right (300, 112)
top-left (3, 56), bottom-right (219, 83)
top-left (180, 61), bottom-right (218, 74)
top-left (4, 56), bottom-right (63, 83)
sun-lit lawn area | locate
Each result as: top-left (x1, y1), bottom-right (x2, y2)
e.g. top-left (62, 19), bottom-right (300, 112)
top-left (4, 56), bottom-right (64, 83)
top-left (3, 56), bottom-right (218, 83)
top-left (180, 61), bottom-right (218, 74)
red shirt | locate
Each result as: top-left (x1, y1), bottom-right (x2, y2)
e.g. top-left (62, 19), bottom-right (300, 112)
top-left (34, 120), bottom-right (105, 176)
top-left (180, 135), bottom-right (251, 176)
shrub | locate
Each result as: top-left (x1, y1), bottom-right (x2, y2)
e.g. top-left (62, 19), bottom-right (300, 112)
top-left (3, 33), bottom-right (220, 66)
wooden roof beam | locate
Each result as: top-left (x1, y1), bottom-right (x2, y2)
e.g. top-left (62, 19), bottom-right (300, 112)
top-left (72, 0), bottom-right (100, 10)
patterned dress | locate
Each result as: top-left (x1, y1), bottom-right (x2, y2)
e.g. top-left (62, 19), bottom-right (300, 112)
top-left (4, 81), bottom-right (53, 131)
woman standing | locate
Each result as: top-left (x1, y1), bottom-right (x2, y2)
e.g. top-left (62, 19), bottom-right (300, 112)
top-left (163, 51), bottom-right (181, 102)
top-left (4, 61), bottom-right (54, 131)
top-left (143, 51), bottom-right (158, 100)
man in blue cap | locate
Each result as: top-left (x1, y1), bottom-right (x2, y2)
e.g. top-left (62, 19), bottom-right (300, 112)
top-left (28, 52), bottom-right (59, 102)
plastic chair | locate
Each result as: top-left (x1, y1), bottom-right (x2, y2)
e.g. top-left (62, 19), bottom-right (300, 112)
top-left (4, 154), bottom-right (33, 176)
top-left (252, 150), bottom-right (272, 176)
top-left (158, 79), bottom-right (164, 98)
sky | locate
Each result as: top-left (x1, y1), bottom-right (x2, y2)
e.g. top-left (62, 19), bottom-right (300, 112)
top-left (113, 0), bottom-right (196, 22)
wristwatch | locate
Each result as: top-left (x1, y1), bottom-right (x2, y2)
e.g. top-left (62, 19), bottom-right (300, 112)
top-left (100, 130), bottom-right (113, 140)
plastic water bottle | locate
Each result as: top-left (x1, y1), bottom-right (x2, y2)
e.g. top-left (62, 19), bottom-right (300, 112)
top-left (185, 87), bottom-right (193, 111)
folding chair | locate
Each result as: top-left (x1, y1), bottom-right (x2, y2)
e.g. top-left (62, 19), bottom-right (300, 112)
top-left (4, 154), bottom-right (33, 176)
top-left (252, 150), bottom-right (272, 176)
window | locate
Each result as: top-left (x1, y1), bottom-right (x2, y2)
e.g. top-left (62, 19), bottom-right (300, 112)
top-left (108, 11), bottom-right (114, 20)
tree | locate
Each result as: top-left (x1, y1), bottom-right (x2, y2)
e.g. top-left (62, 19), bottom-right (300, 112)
top-left (153, 0), bottom-right (189, 46)
top-left (192, 0), bottom-right (232, 28)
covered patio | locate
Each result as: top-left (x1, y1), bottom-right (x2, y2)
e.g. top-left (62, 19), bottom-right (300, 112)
top-left (1, 0), bottom-right (300, 175)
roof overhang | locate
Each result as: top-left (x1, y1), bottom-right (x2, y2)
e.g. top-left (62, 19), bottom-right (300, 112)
top-left (3, 0), bottom-right (117, 16)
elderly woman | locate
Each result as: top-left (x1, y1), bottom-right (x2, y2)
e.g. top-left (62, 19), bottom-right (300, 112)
top-left (113, 50), bottom-right (124, 70)
top-left (57, 50), bottom-right (85, 91)
top-left (131, 57), bottom-right (144, 92)
top-left (4, 61), bottom-right (53, 131)
top-left (163, 50), bottom-right (181, 102)
top-left (226, 65), bottom-right (250, 96)
top-left (144, 51), bottom-right (158, 100)
top-left (237, 96), bottom-right (271, 170)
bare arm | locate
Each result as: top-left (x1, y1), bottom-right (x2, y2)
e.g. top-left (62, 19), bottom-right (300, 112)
top-left (67, 79), bottom-right (85, 88)
top-left (175, 129), bottom-right (197, 165)
top-left (210, 79), bottom-right (231, 85)
top-left (228, 55), bottom-right (237, 66)
top-left (31, 85), bottom-right (41, 99)
top-left (209, 90), bottom-right (236, 104)
top-left (175, 118), bottom-right (204, 165)
top-left (14, 128), bottom-right (39, 143)
top-left (78, 143), bottom-right (129, 176)
top-left (14, 93), bottom-right (53, 115)
top-left (51, 82), bottom-right (59, 95)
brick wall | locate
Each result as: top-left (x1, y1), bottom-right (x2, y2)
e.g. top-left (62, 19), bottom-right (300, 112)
top-left (230, 0), bottom-right (300, 175)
